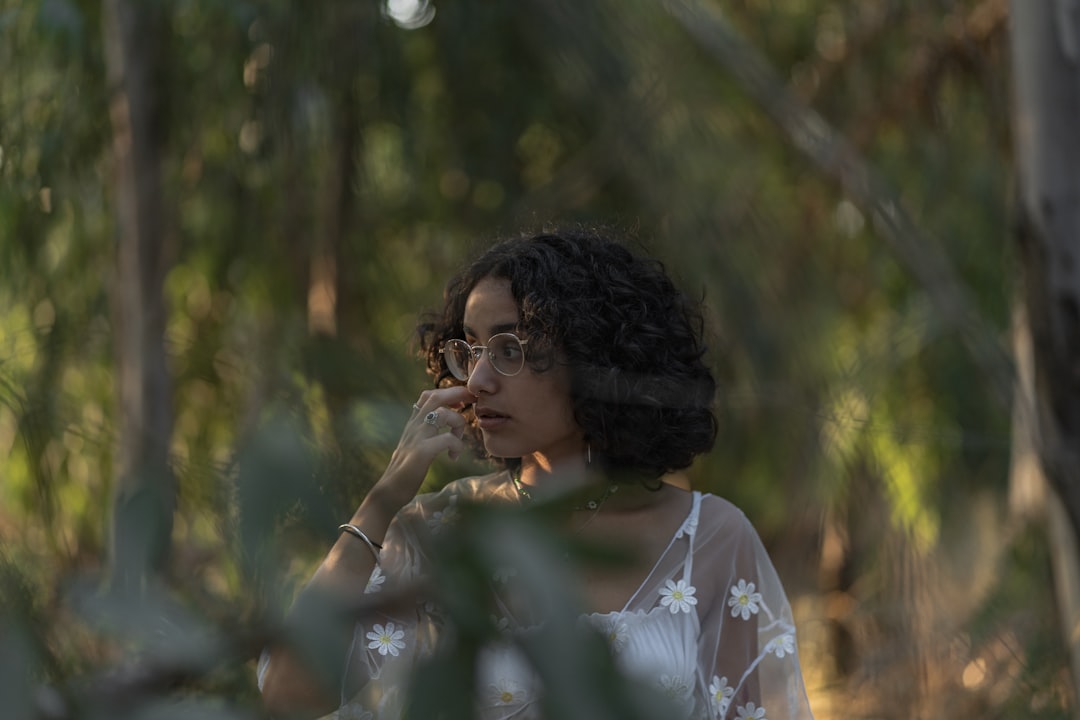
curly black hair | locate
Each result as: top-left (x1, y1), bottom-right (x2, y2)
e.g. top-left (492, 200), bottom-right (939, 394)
top-left (418, 227), bottom-right (717, 482)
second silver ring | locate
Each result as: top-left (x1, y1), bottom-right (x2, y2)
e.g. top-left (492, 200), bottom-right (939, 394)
top-left (424, 410), bottom-right (441, 427)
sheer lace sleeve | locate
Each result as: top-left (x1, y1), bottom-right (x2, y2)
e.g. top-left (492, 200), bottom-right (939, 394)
top-left (331, 481), bottom-right (469, 718)
top-left (694, 496), bottom-right (813, 720)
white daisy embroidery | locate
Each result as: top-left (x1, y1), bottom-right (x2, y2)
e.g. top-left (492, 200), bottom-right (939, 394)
top-left (728, 579), bottom-right (762, 620)
top-left (366, 622), bottom-right (406, 656)
top-left (766, 633), bottom-right (795, 658)
top-left (735, 702), bottom-right (767, 720)
top-left (336, 703), bottom-right (373, 720)
top-left (659, 578), bottom-right (698, 614)
top-left (428, 496), bottom-right (459, 534)
top-left (490, 614), bottom-right (511, 634)
top-left (596, 616), bottom-right (630, 653)
top-left (734, 703), bottom-right (768, 720)
top-left (488, 677), bottom-right (526, 706)
top-left (364, 565), bottom-right (385, 594)
top-left (708, 675), bottom-right (734, 716)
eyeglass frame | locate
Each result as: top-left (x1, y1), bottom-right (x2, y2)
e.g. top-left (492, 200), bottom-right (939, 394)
top-left (439, 332), bottom-right (531, 381)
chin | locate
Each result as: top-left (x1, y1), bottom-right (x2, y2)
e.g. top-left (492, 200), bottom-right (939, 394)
top-left (482, 437), bottom-right (528, 460)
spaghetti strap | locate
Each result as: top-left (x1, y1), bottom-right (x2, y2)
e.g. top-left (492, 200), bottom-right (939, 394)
top-left (680, 491), bottom-right (703, 583)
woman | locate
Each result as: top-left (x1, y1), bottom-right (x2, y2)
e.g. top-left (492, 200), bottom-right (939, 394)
top-left (260, 229), bottom-right (814, 719)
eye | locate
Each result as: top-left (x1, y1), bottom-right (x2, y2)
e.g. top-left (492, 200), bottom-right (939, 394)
top-left (495, 338), bottom-right (523, 360)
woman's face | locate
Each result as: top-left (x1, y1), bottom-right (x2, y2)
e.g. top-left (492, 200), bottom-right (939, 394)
top-left (462, 276), bottom-right (583, 464)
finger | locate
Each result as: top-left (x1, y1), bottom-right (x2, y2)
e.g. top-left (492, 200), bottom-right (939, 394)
top-left (417, 405), bottom-right (469, 434)
top-left (403, 430), bottom-right (461, 462)
top-left (430, 432), bottom-right (464, 460)
top-left (387, 431), bottom-right (462, 478)
top-left (414, 386), bottom-right (476, 412)
top-left (439, 385), bottom-right (477, 405)
top-left (434, 407), bottom-right (467, 432)
top-left (420, 408), bottom-right (446, 431)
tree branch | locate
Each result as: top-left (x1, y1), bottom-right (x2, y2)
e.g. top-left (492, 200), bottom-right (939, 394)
top-left (658, 0), bottom-right (1014, 406)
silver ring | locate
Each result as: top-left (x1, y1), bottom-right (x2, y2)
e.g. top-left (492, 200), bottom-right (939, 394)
top-left (412, 403), bottom-right (421, 412)
top-left (424, 410), bottom-right (440, 427)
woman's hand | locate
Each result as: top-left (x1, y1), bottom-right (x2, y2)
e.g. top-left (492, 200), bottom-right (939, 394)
top-left (263, 388), bottom-right (475, 716)
top-left (371, 385), bottom-right (476, 510)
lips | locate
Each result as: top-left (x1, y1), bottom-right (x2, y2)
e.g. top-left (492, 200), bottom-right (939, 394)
top-left (475, 406), bottom-right (510, 429)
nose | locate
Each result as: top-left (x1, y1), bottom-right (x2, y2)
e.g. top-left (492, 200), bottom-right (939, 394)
top-left (465, 348), bottom-right (498, 395)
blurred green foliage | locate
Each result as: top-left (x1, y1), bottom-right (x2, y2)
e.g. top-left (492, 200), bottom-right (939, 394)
top-left (0, 0), bottom-right (1071, 717)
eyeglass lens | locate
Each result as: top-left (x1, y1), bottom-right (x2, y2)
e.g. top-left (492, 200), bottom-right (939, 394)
top-left (443, 333), bottom-right (525, 381)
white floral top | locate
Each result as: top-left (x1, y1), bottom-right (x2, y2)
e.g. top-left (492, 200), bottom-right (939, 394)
top-left (261, 472), bottom-right (814, 719)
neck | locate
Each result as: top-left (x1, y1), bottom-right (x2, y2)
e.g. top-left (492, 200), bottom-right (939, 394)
top-left (517, 453), bottom-right (596, 497)
top-left (513, 458), bottom-right (670, 514)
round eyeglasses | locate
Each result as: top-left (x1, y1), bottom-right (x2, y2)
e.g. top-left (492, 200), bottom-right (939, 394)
top-left (440, 333), bottom-right (529, 381)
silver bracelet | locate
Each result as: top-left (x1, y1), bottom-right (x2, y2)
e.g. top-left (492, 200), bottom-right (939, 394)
top-left (338, 523), bottom-right (382, 562)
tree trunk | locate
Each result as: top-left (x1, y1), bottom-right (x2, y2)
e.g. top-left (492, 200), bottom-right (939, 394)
top-left (1009, 0), bottom-right (1080, 709)
top-left (103, 0), bottom-right (175, 589)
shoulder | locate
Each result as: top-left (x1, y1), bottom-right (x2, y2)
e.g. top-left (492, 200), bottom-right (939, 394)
top-left (695, 492), bottom-right (755, 536)
top-left (696, 491), bottom-right (743, 516)
top-left (689, 492), bottom-right (767, 566)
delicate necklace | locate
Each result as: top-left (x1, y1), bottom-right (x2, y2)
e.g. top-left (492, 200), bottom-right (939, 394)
top-left (510, 468), bottom-right (619, 512)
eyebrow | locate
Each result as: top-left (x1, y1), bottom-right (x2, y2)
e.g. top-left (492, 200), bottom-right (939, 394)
top-left (463, 322), bottom-right (518, 338)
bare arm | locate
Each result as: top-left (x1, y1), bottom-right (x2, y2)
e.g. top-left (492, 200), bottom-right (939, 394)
top-left (260, 386), bottom-right (475, 717)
